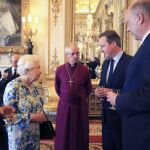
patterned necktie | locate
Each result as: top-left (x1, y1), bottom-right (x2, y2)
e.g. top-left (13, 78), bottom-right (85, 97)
top-left (107, 59), bottom-right (114, 85)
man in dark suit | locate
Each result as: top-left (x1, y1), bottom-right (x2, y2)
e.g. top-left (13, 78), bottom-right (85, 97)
top-left (0, 72), bottom-right (9, 105)
top-left (107, 1), bottom-right (150, 150)
top-left (87, 57), bottom-right (99, 79)
top-left (0, 52), bottom-right (20, 150)
top-left (0, 52), bottom-right (20, 101)
top-left (4, 52), bottom-right (20, 80)
top-left (95, 30), bottom-right (132, 150)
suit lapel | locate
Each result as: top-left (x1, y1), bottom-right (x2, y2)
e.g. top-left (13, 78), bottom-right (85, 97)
top-left (102, 60), bottom-right (110, 86)
top-left (108, 53), bottom-right (126, 87)
top-left (11, 67), bottom-right (13, 76)
top-left (113, 53), bottom-right (126, 74)
top-left (134, 33), bottom-right (150, 58)
top-left (7, 67), bottom-right (13, 78)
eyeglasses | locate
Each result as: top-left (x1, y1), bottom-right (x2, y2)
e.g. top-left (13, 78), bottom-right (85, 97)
top-left (68, 52), bottom-right (80, 56)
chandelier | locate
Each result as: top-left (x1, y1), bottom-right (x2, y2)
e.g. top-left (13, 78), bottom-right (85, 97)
top-left (86, 0), bottom-right (93, 36)
top-left (86, 15), bottom-right (93, 36)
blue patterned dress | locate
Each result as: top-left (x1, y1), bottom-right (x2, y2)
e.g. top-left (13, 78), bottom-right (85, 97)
top-left (3, 78), bottom-right (43, 150)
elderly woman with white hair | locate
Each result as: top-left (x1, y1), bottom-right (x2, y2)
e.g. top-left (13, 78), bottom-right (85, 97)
top-left (3, 55), bottom-right (46, 150)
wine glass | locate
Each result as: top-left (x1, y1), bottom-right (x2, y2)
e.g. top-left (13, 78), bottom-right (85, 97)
top-left (95, 85), bottom-right (105, 101)
top-left (108, 89), bottom-right (120, 110)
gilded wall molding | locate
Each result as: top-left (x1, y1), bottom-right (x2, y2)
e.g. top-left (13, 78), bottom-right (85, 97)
top-left (48, 0), bottom-right (51, 76)
top-left (51, 0), bottom-right (61, 26)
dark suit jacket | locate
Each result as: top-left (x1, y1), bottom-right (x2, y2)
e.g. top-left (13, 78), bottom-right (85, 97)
top-left (4, 67), bottom-right (19, 81)
top-left (0, 71), bottom-right (9, 105)
top-left (87, 61), bottom-right (98, 79)
top-left (0, 67), bottom-right (19, 105)
top-left (0, 79), bottom-right (9, 106)
top-left (100, 52), bottom-right (132, 127)
top-left (116, 33), bottom-right (150, 150)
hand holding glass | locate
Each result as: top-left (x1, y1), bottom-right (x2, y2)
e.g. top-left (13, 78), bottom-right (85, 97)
top-left (0, 106), bottom-right (15, 118)
top-left (108, 89), bottom-right (120, 110)
top-left (95, 86), bottom-right (105, 98)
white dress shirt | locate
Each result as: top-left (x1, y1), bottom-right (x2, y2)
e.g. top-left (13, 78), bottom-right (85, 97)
top-left (12, 67), bottom-right (17, 75)
top-left (142, 30), bottom-right (150, 44)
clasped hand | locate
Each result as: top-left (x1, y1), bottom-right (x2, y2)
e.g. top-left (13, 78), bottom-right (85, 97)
top-left (95, 87), bottom-right (112, 98)
top-left (106, 91), bottom-right (118, 107)
top-left (95, 87), bottom-right (118, 107)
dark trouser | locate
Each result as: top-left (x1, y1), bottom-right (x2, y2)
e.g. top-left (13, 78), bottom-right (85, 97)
top-left (102, 123), bottom-right (122, 150)
top-left (0, 119), bottom-right (8, 150)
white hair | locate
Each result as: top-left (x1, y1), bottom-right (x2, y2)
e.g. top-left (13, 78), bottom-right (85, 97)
top-left (17, 55), bottom-right (40, 75)
top-left (64, 44), bottom-right (80, 54)
top-left (65, 47), bottom-right (72, 54)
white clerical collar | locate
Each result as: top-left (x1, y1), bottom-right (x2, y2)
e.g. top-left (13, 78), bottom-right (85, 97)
top-left (68, 62), bottom-right (78, 67)
top-left (142, 30), bottom-right (150, 44)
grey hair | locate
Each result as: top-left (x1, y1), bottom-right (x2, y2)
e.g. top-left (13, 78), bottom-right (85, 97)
top-left (17, 55), bottom-right (40, 75)
top-left (65, 47), bottom-right (72, 54)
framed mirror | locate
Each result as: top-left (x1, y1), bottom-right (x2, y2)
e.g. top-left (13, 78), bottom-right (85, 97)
top-left (0, 0), bottom-right (29, 53)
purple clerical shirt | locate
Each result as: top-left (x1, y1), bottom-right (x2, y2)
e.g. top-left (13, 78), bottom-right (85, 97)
top-left (54, 62), bottom-right (92, 150)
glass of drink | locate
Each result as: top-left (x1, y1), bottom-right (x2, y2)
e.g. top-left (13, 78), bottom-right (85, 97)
top-left (95, 86), bottom-right (105, 100)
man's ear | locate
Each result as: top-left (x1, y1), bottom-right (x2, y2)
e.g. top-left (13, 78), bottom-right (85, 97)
top-left (112, 41), bottom-right (116, 48)
top-left (136, 11), bottom-right (144, 25)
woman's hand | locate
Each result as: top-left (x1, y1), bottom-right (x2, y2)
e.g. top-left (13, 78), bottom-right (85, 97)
top-left (0, 105), bottom-right (15, 119)
top-left (30, 111), bottom-right (46, 123)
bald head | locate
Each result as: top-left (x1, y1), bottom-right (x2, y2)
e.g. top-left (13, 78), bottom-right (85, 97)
top-left (125, 0), bottom-right (150, 40)
top-left (129, 0), bottom-right (150, 20)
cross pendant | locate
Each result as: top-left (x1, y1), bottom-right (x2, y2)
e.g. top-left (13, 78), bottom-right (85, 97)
top-left (68, 80), bottom-right (74, 86)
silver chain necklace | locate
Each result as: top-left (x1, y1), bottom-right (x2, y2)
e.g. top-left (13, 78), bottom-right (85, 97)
top-left (66, 63), bottom-right (79, 86)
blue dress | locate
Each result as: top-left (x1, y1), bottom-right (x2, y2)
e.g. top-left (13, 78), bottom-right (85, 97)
top-left (3, 78), bottom-right (43, 150)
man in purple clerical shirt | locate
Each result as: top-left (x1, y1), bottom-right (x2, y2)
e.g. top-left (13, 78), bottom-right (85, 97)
top-left (55, 44), bottom-right (92, 150)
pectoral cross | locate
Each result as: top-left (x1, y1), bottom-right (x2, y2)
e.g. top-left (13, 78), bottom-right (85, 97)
top-left (68, 80), bottom-right (74, 86)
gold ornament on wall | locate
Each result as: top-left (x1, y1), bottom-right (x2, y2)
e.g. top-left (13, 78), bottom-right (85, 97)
top-left (51, 0), bottom-right (61, 26)
top-left (50, 48), bottom-right (59, 73)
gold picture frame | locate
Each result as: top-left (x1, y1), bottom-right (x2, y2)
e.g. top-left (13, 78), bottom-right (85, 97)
top-left (0, 0), bottom-right (29, 53)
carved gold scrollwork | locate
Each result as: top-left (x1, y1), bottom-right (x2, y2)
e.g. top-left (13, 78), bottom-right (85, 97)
top-left (104, 4), bottom-right (113, 30)
top-left (51, 0), bottom-right (61, 26)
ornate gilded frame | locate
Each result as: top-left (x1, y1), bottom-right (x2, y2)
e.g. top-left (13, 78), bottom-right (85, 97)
top-left (0, 0), bottom-right (29, 53)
